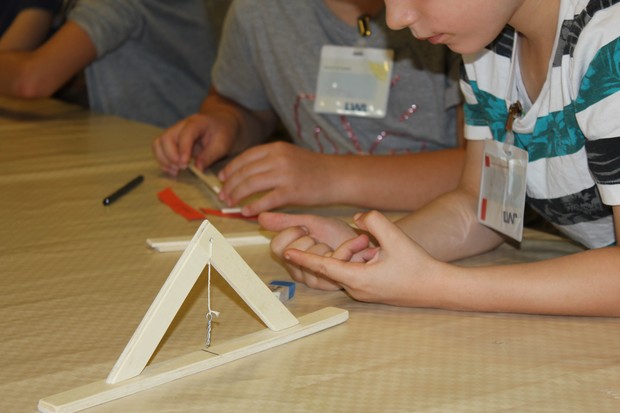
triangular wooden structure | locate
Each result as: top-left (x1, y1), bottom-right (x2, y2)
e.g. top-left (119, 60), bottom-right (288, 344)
top-left (38, 220), bottom-right (348, 413)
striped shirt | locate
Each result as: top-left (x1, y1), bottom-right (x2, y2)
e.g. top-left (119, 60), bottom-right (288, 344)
top-left (461, 0), bottom-right (620, 248)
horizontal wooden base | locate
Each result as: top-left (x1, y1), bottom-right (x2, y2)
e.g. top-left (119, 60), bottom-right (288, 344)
top-left (38, 307), bottom-right (348, 413)
top-left (147, 232), bottom-right (271, 253)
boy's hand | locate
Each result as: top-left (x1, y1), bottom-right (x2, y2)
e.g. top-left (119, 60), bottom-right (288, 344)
top-left (218, 142), bottom-right (339, 215)
top-left (152, 113), bottom-right (238, 176)
top-left (259, 212), bottom-right (363, 290)
top-left (280, 211), bottom-right (443, 306)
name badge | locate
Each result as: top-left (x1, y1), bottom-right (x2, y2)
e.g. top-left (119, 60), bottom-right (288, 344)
top-left (478, 138), bottom-right (528, 242)
top-left (314, 45), bottom-right (393, 119)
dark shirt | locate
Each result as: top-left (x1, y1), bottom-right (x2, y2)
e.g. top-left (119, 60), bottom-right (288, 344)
top-left (0, 0), bottom-right (63, 35)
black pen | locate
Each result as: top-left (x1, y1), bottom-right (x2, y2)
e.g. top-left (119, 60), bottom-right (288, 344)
top-left (102, 175), bottom-right (144, 206)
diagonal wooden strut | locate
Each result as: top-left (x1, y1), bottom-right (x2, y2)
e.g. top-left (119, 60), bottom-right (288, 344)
top-left (107, 220), bottom-right (299, 384)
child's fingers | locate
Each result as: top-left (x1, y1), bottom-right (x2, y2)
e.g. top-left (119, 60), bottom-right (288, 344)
top-left (331, 234), bottom-right (372, 262)
top-left (294, 242), bottom-right (341, 290)
top-left (284, 248), bottom-right (359, 286)
top-left (269, 226), bottom-right (310, 258)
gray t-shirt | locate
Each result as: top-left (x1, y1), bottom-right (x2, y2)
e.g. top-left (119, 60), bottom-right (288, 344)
top-left (69, 0), bottom-right (217, 127)
top-left (213, 0), bottom-right (461, 154)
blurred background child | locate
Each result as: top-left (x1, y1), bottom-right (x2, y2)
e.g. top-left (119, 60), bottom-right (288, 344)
top-left (153, 0), bottom-right (465, 215)
top-left (0, 0), bottom-right (218, 127)
top-left (0, 0), bottom-right (63, 51)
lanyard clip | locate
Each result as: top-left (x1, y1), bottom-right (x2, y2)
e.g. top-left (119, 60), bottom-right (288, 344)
top-left (504, 101), bottom-right (523, 148)
top-left (505, 101), bottom-right (523, 132)
top-left (357, 14), bottom-right (371, 37)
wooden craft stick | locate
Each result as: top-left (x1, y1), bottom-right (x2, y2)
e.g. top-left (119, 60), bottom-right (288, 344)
top-left (188, 164), bottom-right (221, 195)
top-left (146, 232), bottom-right (271, 252)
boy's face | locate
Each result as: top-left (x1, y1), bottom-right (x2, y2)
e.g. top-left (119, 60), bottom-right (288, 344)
top-left (384, 0), bottom-right (522, 54)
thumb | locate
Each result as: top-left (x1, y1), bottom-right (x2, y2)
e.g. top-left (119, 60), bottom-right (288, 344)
top-left (241, 192), bottom-right (279, 217)
top-left (354, 210), bottom-right (408, 248)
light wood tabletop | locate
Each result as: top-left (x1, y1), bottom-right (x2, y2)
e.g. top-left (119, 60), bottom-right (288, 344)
top-left (1, 97), bottom-right (619, 413)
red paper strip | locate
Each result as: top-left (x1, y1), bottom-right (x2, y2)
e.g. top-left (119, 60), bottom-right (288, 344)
top-left (157, 187), bottom-right (205, 220)
top-left (200, 208), bottom-right (258, 221)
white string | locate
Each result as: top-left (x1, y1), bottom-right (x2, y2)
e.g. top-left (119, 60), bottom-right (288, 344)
top-left (205, 238), bottom-right (220, 348)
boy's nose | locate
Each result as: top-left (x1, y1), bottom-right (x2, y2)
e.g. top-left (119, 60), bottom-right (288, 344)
top-left (384, 0), bottom-right (419, 31)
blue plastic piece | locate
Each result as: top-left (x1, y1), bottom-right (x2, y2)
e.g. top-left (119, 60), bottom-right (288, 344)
top-left (269, 280), bottom-right (296, 300)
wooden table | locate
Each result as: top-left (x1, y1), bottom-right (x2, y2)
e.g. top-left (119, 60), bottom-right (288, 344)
top-left (1, 97), bottom-right (619, 413)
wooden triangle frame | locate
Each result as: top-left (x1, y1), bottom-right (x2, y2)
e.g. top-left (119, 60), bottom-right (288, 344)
top-left (38, 220), bottom-right (348, 413)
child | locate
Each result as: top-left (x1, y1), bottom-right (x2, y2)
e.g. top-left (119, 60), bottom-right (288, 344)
top-left (0, 0), bottom-right (217, 128)
top-left (259, 0), bottom-right (620, 316)
top-left (152, 0), bottom-right (465, 215)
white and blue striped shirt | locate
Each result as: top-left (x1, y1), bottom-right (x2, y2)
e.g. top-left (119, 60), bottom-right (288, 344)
top-left (461, 0), bottom-right (620, 248)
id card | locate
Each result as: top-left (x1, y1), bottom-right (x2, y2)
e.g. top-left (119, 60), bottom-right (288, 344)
top-left (478, 139), bottom-right (528, 242)
top-left (314, 45), bottom-right (393, 118)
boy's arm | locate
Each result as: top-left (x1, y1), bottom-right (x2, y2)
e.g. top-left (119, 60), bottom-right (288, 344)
top-left (434, 234), bottom-right (620, 316)
top-left (323, 147), bottom-right (466, 211)
top-left (312, 105), bottom-right (467, 211)
top-left (392, 139), bottom-right (504, 260)
top-left (0, 21), bottom-right (96, 98)
top-left (411, 199), bottom-right (620, 315)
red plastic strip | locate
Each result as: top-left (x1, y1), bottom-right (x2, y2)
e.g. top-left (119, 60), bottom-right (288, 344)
top-left (200, 208), bottom-right (258, 221)
top-left (157, 187), bottom-right (205, 221)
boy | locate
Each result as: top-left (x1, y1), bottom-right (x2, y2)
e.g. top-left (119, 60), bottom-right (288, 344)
top-left (259, 0), bottom-right (620, 316)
